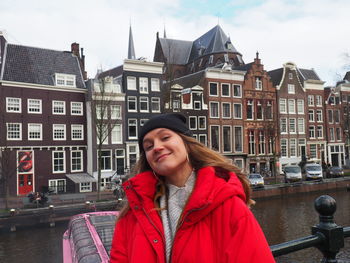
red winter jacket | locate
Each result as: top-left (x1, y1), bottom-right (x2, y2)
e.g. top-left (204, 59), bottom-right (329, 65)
top-left (110, 166), bottom-right (275, 263)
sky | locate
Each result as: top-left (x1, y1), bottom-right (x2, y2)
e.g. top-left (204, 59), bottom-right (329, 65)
top-left (1, 0), bottom-right (350, 86)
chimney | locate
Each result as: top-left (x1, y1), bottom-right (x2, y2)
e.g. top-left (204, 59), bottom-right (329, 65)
top-left (71, 42), bottom-right (80, 57)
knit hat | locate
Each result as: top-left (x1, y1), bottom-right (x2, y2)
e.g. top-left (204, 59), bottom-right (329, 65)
top-left (138, 113), bottom-right (193, 151)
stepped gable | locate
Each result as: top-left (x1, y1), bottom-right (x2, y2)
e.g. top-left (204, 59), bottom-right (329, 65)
top-left (158, 38), bottom-right (193, 65)
top-left (2, 44), bottom-right (85, 88)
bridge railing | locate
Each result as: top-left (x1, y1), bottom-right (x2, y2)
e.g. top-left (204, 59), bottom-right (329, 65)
top-left (270, 195), bottom-right (350, 262)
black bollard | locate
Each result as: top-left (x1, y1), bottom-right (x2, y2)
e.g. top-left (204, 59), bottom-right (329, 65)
top-left (311, 195), bottom-right (344, 263)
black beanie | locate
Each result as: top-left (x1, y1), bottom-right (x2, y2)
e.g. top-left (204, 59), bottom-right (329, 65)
top-left (138, 113), bottom-right (193, 151)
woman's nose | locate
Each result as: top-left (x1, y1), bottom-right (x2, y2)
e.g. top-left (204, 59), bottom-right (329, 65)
top-left (153, 140), bottom-right (164, 152)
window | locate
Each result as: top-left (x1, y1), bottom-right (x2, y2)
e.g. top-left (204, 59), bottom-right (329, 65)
top-left (28, 99), bottom-right (42, 113)
top-left (189, 117), bottom-right (197, 130)
top-left (71, 125), bottom-right (84, 140)
top-left (194, 101), bottom-right (201, 110)
top-left (71, 102), bottom-right (83, 115)
top-left (7, 123), bottom-right (22, 140)
top-left (151, 97), bottom-right (160, 112)
top-left (53, 151), bottom-right (65, 173)
top-left (258, 131), bottom-right (265, 154)
top-left (199, 134), bottom-right (207, 146)
top-left (298, 118), bottom-right (305, 134)
top-left (335, 110), bottom-right (340, 123)
top-left (55, 73), bottom-right (76, 87)
top-left (309, 110), bottom-right (314, 122)
top-left (210, 126), bottom-right (220, 151)
top-left (221, 83), bottom-right (230, 97)
top-left (6, 97), bottom-right (21, 113)
top-left (128, 119), bottom-right (137, 139)
top-left (71, 150), bottom-right (83, 172)
top-left (233, 85), bottom-right (242, 97)
top-left (99, 150), bottom-right (112, 171)
top-left (248, 130), bottom-right (255, 155)
top-left (290, 139), bottom-right (297, 157)
top-left (53, 124), bottom-right (66, 140)
top-left (233, 104), bottom-right (242, 119)
top-left (80, 182), bottom-right (92, 192)
top-left (255, 77), bottom-right (262, 90)
top-left (257, 100), bottom-right (263, 120)
top-left (116, 149), bottom-right (125, 174)
top-left (316, 110), bottom-right (323, 122)
top-left (280, 118), bottom-right (287, 133)
top-left (234, 159), bottom-right (244, 169)
top-left (209, 55), bottom-right (214, 64)
top-left (289, 118), bottom-right (296, 133)
top-left (308, 95), bottom-right (314, 106)
top-left (173, 100), bottom-right (180, 111)
top-left (139, 97), bottom-right (149, 112)
top-left (289, 73), bottom-right (293, 79)
top-left (317, 126), bottom-right (323, 138)
top-left (309, 126), bottom-right (315, 138)
top-left (49, 179), bottom-right (66, 194)
top-left (279, 99), bottom-right (287, 113)
top-left (111, 105), bottom-right (121, 119)
top-left (28, 123), bottom-right (42, 140)
top-left (128, 96), bottom-right (137, 112)
top-left (266, 101), bottom-right (273, 119)
top-left (210, 102), bottom-right (219, 118)
top-left (198, 117), bottom-right (206, 130)
top-left (222, 103), bottom-right (231, 118)
top-left (336, 128), bottom-right (342, 141)
top-left (112, 124), bottom-right (122, 144)
top-left (288, 84), bottom-right (295, 94)
top-left (127, 76), bottom-right (136, 90)
top-left (288, 99), bottom-right (295, 114)
top-left (234, 126), bottom-right (243, 152)
top-left (52, 101), bottom-right (65, 115)
top-left (151, 78), bottom-right (160, 91)
top-left (297, 99), bottom-right (304, 114)
top-left (316, 95), bottom-right (322, 106)
top-left (209, 83), bottom-right (218, 96)
top-left (95, 105), bottom-right (107, 120)
top-left (329, 96), bottom-right (335, 105)
top-left (247, 100), bottom-right (254, 120)
top-left (343, 94), bottom-right (347, 102)
top-left (310, 144), bottom-right (317, 159)
top-left (139, 78), bottom-right (148, 93)
top-left (330, 128), bottom-right (335, 141)
top-left (223, 126), bottom-right (232, 152)
top-left (281, 139), bottom-right (287, 157)
top-left (328, 110), bottom-right (333, 123)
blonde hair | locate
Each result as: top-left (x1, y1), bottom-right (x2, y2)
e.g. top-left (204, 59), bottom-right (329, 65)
top-left (118, 133), bottom-right (253, 219)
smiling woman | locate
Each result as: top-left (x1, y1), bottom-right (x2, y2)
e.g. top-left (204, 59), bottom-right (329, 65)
top-left (110, 113), bottom-right (275, 263)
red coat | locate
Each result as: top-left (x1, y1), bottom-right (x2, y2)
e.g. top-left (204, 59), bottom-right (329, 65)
top-left (110, 166), bottom-right (275, 263)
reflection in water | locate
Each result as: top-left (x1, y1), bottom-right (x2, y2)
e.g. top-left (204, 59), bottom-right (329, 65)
top-left (252, 190), bottom-right (350, 263)
top-left (0, 190), bottom-right (349, 263)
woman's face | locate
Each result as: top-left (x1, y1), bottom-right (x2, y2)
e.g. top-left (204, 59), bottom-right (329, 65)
top-left (142, 128), bottom-right (190, 178)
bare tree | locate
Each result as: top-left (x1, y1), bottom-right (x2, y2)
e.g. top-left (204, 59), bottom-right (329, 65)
top-left (90, 76), bottom-right (120, 201)
top-left (0, 147), bottom-right (15, 209)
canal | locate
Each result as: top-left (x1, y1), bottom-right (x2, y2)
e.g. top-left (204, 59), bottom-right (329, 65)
top-left (0, 189), bottom-right (349, 263)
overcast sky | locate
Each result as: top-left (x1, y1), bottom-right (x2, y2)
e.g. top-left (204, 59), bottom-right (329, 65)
top-left (1, 0), bottom-right (350, 85)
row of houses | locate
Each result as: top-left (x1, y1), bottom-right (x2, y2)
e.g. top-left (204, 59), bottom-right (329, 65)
top-left (0, 25), bottom-right (349, 196)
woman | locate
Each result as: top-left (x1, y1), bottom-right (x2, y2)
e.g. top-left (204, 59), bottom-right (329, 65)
top-left (110, 113), bottom-right (275, 263)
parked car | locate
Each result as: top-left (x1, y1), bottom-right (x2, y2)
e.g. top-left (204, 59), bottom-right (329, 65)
top-left (326, 166), bottom-right (344, 178)
top-left (248, 173), bottom-right (265, 189)
top-left (304, 163), bottom-right (323, 181)
top-left (283, 165), bottom-right (302, 183)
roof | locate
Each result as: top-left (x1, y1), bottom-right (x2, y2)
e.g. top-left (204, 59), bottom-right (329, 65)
top-left (66, 173), bottom-right (97, 183)
top-left (159, 38), bottom-right (193, 65)
top-left (171, 70), bottom-right (205, 88)
top-left (298, 68), bottom-right (321, 81)
top-left (2, 44), bottom-right (85, 88)
top-left (268, 68), bottom-right (284, 86)
top-left (234, 62), bottom-right (253, 71)
top-left (98, 65), bottom-right (123, 79)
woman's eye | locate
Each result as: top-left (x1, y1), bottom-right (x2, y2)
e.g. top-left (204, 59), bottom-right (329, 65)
top-left (144, 145), bottom-right (153, 151)
top-left (162, 136), bottom-right (170, 141)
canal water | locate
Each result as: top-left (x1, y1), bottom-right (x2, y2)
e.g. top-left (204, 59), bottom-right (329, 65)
top-left (0, 189), bottom-right (349, 263)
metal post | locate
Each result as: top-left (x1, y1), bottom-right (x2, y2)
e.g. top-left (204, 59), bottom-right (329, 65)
top-left (311, 195), bottom-right (344, 263)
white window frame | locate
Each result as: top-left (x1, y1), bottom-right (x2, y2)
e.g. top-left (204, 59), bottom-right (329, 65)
top-left (233, 103), bottom-right (242, 119)
top-left (258, 131), bottom-right (265, 155)
top-left (210, 125), bottom-right (220, 152)
top-left (28, 99), bottom-right (42, 114)
top-left (247, 99), bottom-right (254, 120)
top-left (222, 102), bottom-right (231, 119)
top-left (189, 116), bottom-right (197, 130)
top-left (288, 99), bottom-right (295, 114)
top-left (308, 95), bottom-right (314, 106)
top-left (328, 110), bottom-right (333, 123)
top-left (221, 83), bottom-right (231, 97)
top-left (256, 100), bottom-right (263, 120)
top-left (309, 110), bottom-right (315, 122)
top-left (139, 77), bottom-right (149, 94)
top-left (255, 77), bottom-right (262, 90)
top-left (317, 126), bottom-right (323, 139)
top-left (48, 179), bottom-right (66, 194)
top-left (127, 76), bottom-right (137, 90)
top-left (139, 97), bottom-right (149, 112)
top-left (52, 150), bottom-right (66, 173)
top-left (330, 128), bottom-right (335, 141)
top-left (309, 126), bottom-right (315, 139)
top-left (6, 97), bottom-right (21, 113)
top-left (316, 95), bottom-right (322, 106)
top-left (298, 118), bottom-right (305, 134)
top-left (210, 101), bottom-right (219, 118)
top-left (280, 118), bottom-right (287, 134)
top-left (71, 150), bottom-right (83, 172)
top-left (6, 123), bottom-right (22, 140)
top-left (279, 99), bottom-right (287, 113)
top-left (112, 124), bottom-right (123, 144)
top-left (53, 124), bottom-right (66, 140)
top-left (151, 97), bottom-right (161, 113)
top-left (233, 84), bottom-right (242, 98)
top-left (151, 78), bottom-right (160, 92)
top-left (234, 126), bottom-right (243, 153)
top-left (222, 125), bottom-right (232, 153)
top-left (289, 118), bottom-right (296, 134)
top-left (52, 100), bottom-right (66, 115)
top-left (316, 110), bottom-right (323, 122)
top-left (199, 134), bottom-right (207, 146)
top-left (111, 105), bottom-right (122, 120)
top-left (288, 84), bottom-right (295, 94)
top-left (297, 99), bottom-right (304, 114)
top-left (71, 102), bottom-right (83, 116)
top-left (128, 119), bottom-right (138, 139)
top-left (290, 139), bottom-right (297, 157)
top-left (80, 182), bottom-right (92, 192)
top-left (281, 139), bottom-right (288, 157)
top-left (198, 116), bottom-right (206, 130)
top-left (98, 149), bottom-right (112, 171)
top-left (209, 82), bottom-right (219, 96)
top-left (55, 73), bottom-right (76, 87)
top-left (28, 123), bottom-right (42, 141)
top-left (71, 124), bottom-right (84, 140)
top-left (128, 96), bottom-right (137, 112)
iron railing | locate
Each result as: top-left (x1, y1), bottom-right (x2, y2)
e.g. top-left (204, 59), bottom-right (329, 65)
top-left (270, 195), bottom-right (350, 262)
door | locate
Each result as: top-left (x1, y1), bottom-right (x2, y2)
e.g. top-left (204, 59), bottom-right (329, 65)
top-left (18, 174), bottom-right (33, 195)
top-left (331, 154), bottom-right (339, 167)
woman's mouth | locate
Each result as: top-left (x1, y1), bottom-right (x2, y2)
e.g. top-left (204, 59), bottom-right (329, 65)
top-left (156, 153), bottom-right (170, 162)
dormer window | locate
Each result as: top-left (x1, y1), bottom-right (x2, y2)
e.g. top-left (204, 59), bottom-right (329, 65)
top-left (209, 55), bottom-right (214, 64)
top-left (55, 73), bottom-right (76, 87)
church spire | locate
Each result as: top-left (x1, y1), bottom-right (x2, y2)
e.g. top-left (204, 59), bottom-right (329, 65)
top-left (128, 25), bottom-right (136, 60)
